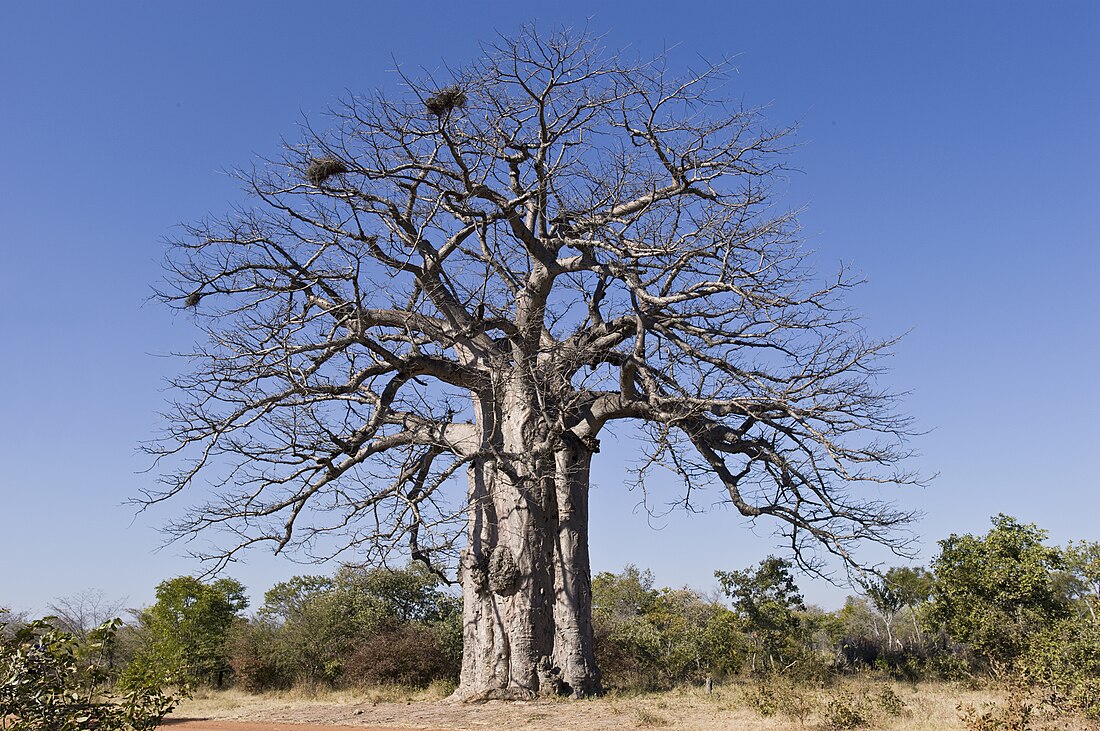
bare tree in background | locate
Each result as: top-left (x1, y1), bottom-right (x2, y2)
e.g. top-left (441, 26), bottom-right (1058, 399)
top-left (47, 589), bottom-right (125, 641)
top-left (147, 27), bottom-right (918, 699)
top-left (1, 608), bottom-right (28, 639)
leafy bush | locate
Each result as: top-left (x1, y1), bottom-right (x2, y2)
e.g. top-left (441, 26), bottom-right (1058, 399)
top-left (928, 516), bottom-right (1068, 674)
top-left (875, 685), bottom-right (908, 716)
top-left (717, 557), bottom-right (806, 674)
top-left (741, 682), bottom-right (780, 717)
top-left (592, 566), bottom-right (745, 689)
top-left (957, 683), bottom-right (1035, 731)
top-left (822, 689), bottom-right (872, 729)
top-left (343, 624), bottom-right (460, 688)
top-left (241, 563), bottom-right (460, 689)
top-left (0, 618), bottom-right (181, 731)
top-left (785, 651), bottom-right (837, 686)
top-left (225, 618), bottom-right (282, 693)
top-left (741, 675), bottom-right (816, 724)
top-left (1020, 615), bottom-right (1100, 718)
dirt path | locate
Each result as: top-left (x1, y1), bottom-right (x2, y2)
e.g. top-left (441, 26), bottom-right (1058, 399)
top-left (163, 721), bottom-right (449, 731)
top-left (165, 692), bottom-right (767, 730)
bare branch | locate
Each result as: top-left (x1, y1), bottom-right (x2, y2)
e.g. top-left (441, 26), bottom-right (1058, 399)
top-left (148, 25), bottom-right (919, 587)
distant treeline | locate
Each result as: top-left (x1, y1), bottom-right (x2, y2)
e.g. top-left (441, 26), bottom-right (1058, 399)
top-left (3, 514), bottom-right (1098, 719)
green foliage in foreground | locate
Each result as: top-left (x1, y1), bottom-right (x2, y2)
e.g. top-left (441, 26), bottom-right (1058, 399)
top-left (0, 618), bottom-right (181, 731)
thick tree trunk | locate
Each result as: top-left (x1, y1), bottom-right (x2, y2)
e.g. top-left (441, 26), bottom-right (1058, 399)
top-left (453, 391), bottom-right (601, 700)
top-left (547, 439), bottom-right (601, 697)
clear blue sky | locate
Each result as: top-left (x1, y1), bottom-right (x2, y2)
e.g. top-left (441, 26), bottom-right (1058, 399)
top-left (2, 1), bottom-right (1097, 615)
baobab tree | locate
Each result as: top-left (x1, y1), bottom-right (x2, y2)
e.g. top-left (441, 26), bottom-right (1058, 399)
top-left (148, 27), bottom-right (916, 699)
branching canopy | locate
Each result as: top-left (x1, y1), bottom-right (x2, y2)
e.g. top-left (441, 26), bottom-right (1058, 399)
top-left (147, 27), bottom-right (919, 580)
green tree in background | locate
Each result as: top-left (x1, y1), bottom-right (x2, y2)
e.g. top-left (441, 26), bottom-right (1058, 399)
top-left (885, 566), bottom-right (933, 643)
top-left (123, 577), bottom-right (248, 688)
top-left (258, 575), bottom-right (335, 623)
top-left (716, 556), bottom-right (806, 672)
top-left (235, 563), bottom-right (461, 689)
top-left (1061, 541), bottom-right (1100, 623)
top-left (590, 567), bottom-right (662, 688)
top-left (1023, 539), bottom-right (1100, 718)
top-left (863, 566), bottom-right (933, 650)
top-left (591, 566), bottom-right (742, 689)
top-left (928, 515), bottom-right (1068, 674)
top-left (863, 579), bottom-right (903, 650)
top-left (255, 574), bottom-right (349, 685)
top-left (884, 566), bottom-right (934, 610)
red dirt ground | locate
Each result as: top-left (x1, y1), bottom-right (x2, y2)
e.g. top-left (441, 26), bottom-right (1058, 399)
top-left (163, 721), bottom-right (449, 731)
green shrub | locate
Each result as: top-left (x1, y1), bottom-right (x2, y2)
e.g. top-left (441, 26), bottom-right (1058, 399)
top-left (822, 689), bottom-right (871, 729)
top-left (785, 651), bottom-right (837, 686)
top-left (0, 618), bottom-right (181, 731)
top-left (343, 623), bottom-right (460, 688)
top-left (593, 566), bottom-right (746, 690)
top-left (1019, 615), bottom-right (1100, 718)
top-left (716, 557), bottom-right (806, 674)
top-left (741, 675), bottom-right (816, 724)
top-left (875, 685), bottom-right (908, 716)
top-left (226, 618), bottom-right (283, 693)
top-left (742, 682), bottom-right (779, 716)
top-left (957, 684), bottom-right (1035, 731)
top-left (249, 563), bottom-right (460, 688)
top-left (928, 516), bottom-right (1068, 674)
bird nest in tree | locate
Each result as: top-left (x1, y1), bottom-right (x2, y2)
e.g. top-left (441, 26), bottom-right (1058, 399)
top-left (425, 86), bottom-right (467, 116)
top-left (184, 291), bottom-right (203, 308)
top-left (305, 156), bottom-right (349, 186)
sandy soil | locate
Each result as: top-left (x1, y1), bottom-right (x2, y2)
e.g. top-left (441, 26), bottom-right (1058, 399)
top-left (168, 687), bottom-right (816, 730)
top-left (164, 682), bottom-right (1016, 731)
top-left (164, 723), bottom-right (438, 731)
top-left (166, 680), bottom-right (1100, 730)
top-left (165, 697), bottom-right (789, 731)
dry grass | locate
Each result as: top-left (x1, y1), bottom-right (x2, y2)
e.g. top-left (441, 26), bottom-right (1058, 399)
top-left (171, 680), bottom-right (1091, 730)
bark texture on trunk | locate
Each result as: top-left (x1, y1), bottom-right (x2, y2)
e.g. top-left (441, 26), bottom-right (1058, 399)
top-left (548, 440), bottom-right (600, 697)
top-left (454, 389), bottom-right (601, 700)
